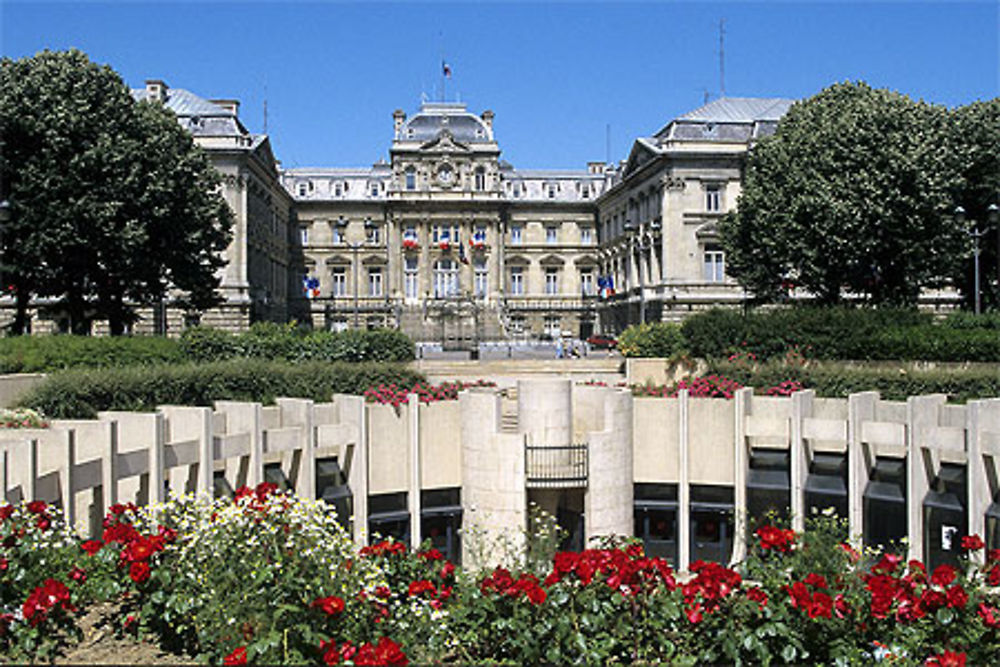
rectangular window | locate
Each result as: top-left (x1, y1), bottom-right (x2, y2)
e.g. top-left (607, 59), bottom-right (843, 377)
top-left (331, 268), bottom-right (347, 296)
top-left (545, 268), bottom-right (559, 295)
top-left (370, 183), bottom-right (380, 198)
top-left (580, 271), bottom-right (594, 296)
top-left (510, 225), bottom-right (522, 245)
top-left (474, 169), bottom-right (486, 191)
top-left (509, 315), bottom-right (525, 334)
top-left (546, 226), bottom-right (557, 244)
top-left (405, 169), bottom-right (416, 191)
top-left (333, 218), bottom-right (345, 244)
top-left (581, 185), bottom-right (590, 199)
top-left (433, 225), bottom-right (460, 243)
top-left (334, 182), bottom-right (342, 197)
top-left (368, 268), bottom-right (383, 296)
top-left (547, 185), bottom-right (557, 199)
top-left (404, 257), bottom-right (418, 299)
top-left (367, 221), bottom-right (380, 244)
top-left (705, 184), bottom-right (722, 212)
top-left (299, 226), bottom-right (309, 245)
top-left (509, 267), bottom-right (524, 296)
top-left (474, 259), bottom-right (488, 298)
top-left (580, 227), bottom-right (593, 245)
top-left (703, 248), bottom-right (725, 282)
top-left (544, 315), bottom-right (561, 337)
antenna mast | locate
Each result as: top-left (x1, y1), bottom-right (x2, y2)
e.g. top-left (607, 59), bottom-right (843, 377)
top-left (262, 80), bottom-right (268, 135)
top-left (605, 123), bottom-right (610, 165)
top-left (719, 18), bottom-right (726, 98)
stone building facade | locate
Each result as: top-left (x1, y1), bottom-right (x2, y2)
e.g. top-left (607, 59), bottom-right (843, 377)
top-left (596, 97), bottom-right (794, 331)
top-left (284, 102), bottom-right (611, 342)
top-left (2, 81), bottom-right (797, 337)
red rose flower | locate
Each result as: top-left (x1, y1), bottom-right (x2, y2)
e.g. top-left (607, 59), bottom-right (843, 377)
top-left (80, 539), bottom-right (103, 555)
top-left (931, 564), bottom-right (957, 588)
top-left (0, 505), bottom-right (13, 521)
top-left (129, 561), bottom-right (151, 584)
top-left (926, 650), bottom-right (966, 667)
top-left (223, 646), bottom-right (248, 666)
top-left (961, 534), bottom-right (985, 551)
top-left (311, 595), bottom-right (345, 615)
top-left (946, 585), bottom-right (968, 609)
top-left (26, 500), bottom-right (47, 515)
top-left (69, 567), bottom-right (87, 583)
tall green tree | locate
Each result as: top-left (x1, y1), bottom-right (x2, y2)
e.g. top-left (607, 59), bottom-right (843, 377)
top-left (0, 49), bottom-right (232, 335)
top-left (720, 81), bottom-right (964, 306)
top-left (949, 98), bottom-right (1000, 310)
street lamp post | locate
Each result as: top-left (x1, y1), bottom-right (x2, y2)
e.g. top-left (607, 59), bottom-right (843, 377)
top-left (956, 204), bottom-right (999, 315)
top-left (0, 200), bottom-right (10, 288)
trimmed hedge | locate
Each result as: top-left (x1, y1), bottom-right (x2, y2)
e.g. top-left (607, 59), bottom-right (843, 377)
top-left (0, 335), bottom-right (184, 373)
top-left (16, 360), bottom-right (424, 419)
top-left (674, 307), bottom-right (1000, 362)
top-left (178, 323), bottom-right (415, 363)
top-left (0, 324), bottom-right (416, 374)
top-left (704, 360), bottom-right (1000, 403)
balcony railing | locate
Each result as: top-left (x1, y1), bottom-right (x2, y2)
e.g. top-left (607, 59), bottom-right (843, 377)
top-left (525, 442), bottom-right (588, 489)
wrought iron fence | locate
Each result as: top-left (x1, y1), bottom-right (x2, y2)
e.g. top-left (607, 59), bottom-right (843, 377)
top-left (525, 442), bottom-right (588, 488)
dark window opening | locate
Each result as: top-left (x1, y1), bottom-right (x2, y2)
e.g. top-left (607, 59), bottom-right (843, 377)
top-left (369, 491), bottom-right (409, 546)
top-left (864, 457), bottom-right (907, 551)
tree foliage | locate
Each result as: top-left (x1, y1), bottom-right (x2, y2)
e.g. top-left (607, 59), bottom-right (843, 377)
top-left (0, 49), bottom-right (232, 334)
top-left (720, 81), bottom-right (967, 306)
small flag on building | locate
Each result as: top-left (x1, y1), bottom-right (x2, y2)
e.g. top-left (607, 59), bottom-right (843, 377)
top-left (302, 276), bottom-right (320, 299)
top-left (442, 61), bottom-right (452, 78)
top-left (458, 235), bottom-right (469, 265)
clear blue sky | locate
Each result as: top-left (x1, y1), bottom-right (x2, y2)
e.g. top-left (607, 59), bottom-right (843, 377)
top-left (2, 1), bottom-right (998, 170)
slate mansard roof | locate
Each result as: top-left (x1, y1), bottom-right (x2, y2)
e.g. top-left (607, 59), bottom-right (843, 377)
top-left (653, 96), bottom-right (795, 144)
top-left (396, 102), bottom-right (495, 144)
top-left (131, 81), bottom-right (254, 141)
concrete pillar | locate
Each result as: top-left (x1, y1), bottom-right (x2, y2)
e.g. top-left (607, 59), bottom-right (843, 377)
top-left (408, 395), bottom-right (422, 548)
top-left (790, 390), bottom-right (815, 533)
top-left (732, 387), bottom-right (752, 563)
top-left (335, 395), bottom-right (369, 545)
top-left (678, 388), bottom-right (691, 571)
top-left (276, 398), bottom-right (316, 499)
top-left (907, 394), bottom-right (946, 562)
top-left (847, 392), bottom-right (878, 543)
top-left (215, 401), bottom-right (264, 488)
top-left (967, 398), bottom-right (1000, 561)
top-left (584, 386), bottom-right (633, 541)
top-left (460, 388), bottom-right (525, 569)
top-left (518, 379), bottom-right (571, 446)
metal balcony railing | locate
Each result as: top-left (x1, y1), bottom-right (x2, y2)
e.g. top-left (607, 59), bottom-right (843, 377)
top-left (525, 442), bottom-right (588, 488)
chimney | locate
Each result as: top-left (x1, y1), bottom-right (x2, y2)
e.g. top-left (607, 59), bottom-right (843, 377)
top-left (145, 79), bottom-right (168, 103)
top-left (393, 109), bottom-right (407, 136)
top-left (210, 99), bottom-right (240, 117)
top-left (587, 161), bottom-right (604, 175)
top-left (481, 109), bottom-right (494, 131)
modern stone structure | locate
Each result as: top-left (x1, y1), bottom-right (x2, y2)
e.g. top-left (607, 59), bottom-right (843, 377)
top-left (4, 380), bottom-right (999, 572)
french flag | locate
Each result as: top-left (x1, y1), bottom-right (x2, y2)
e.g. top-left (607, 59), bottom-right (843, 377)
top-left (442, 61), bottom-right (452, 78)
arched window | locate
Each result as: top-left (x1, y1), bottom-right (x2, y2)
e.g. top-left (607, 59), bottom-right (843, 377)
top-left (434, 259), bottom-right (459, 297)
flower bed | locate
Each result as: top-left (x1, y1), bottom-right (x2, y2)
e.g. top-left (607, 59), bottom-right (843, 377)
top-left (0, 407), bottom-right (48, 429)
top-left (629, 375), bottom-right (803, 399)
top-left (3, 490), bottom-right (999, 664)
top-left (363, 380), bottom-right (496, 407)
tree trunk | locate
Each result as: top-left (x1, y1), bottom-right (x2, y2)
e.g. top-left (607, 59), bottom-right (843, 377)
top-left (66, 289), bottom-right (89, 335)
top-left (11, 287), bottom-right (30, 335)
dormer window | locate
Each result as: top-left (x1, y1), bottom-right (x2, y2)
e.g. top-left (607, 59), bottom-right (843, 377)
top-left (405, 167), bottom-right (416, 191)
top-left (474, 167), bottom-right (486, 191)
top-left (370, 182), bottom-right (379, 198)
top-left (334, 182), bottom-right (342, 197)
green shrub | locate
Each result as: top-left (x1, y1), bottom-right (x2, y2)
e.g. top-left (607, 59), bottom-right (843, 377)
top-left (705, 359), bottom-right (1000, 402)
top-left (0, 335), bottom-right (184, 374)
top-left (177, 325), bottom-right (415, 364)
top-left (681, 307), bottom-right (961, 361)
top-left (17, 360), bottom-right (424, 419)
top-left (617, 322), bottom-right (686, 358)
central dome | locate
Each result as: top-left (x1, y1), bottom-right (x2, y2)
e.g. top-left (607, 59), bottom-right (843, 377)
top-left (399, 102), bottom-right (494, 144)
